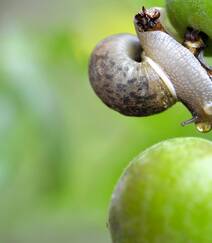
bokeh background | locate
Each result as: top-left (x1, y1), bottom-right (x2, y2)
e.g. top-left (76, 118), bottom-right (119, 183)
top-left (0, 0), bottom-right (212, 242)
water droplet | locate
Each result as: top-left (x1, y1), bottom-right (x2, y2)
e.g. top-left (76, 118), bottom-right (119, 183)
top-left (196, 122), bottom-right (212, 133)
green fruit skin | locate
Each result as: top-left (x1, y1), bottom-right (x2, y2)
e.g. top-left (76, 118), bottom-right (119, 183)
top-left (166, 0), bottom-right (212, 49)
top-left (109, 138), bottom-right (212, 243)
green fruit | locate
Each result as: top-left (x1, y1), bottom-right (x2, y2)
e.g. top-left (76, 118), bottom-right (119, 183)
top-left (166, 0), bottom-right (212, 39)
top-left (109, 137), bottom-right (212, 243)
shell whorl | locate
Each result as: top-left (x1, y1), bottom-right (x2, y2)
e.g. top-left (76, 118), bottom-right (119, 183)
top-left (89, 34), bottom-right (176, 116)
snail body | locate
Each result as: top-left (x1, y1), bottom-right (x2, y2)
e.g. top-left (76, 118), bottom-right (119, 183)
top-left (135, 29), bottom-right (212, 130)
top-left (89, 7), bottom-right (212, 132)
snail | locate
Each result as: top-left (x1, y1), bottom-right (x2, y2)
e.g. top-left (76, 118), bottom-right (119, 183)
top-left (89, 7), bottom-right (212, 132)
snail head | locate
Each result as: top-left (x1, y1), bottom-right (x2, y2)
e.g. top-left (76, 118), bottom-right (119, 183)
top-left (134, 7), bottom-right (164, 32)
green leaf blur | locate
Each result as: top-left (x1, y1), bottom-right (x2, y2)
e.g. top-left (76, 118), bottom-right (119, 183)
top-left (0, 0), bottom-right (211, 242)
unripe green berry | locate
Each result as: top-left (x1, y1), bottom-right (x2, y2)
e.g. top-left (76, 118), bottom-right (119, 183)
top-left (109, 137), bottom-right (212, 243)
top-left (166, 0), bottom-right (212, 39)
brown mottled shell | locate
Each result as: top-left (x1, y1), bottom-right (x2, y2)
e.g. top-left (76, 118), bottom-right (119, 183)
top-left (89, 34), bottom-right (176, 116)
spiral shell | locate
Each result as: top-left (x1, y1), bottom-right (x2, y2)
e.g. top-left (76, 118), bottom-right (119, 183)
top-left (89, 34), bottom-right (176, 116)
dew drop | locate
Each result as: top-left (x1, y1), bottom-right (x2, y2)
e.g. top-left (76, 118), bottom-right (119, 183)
top-left (196, 122), bottom-right (212, 133)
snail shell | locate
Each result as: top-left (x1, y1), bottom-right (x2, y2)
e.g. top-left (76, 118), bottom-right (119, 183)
top-left (89, 34), bottom-right (176, 116)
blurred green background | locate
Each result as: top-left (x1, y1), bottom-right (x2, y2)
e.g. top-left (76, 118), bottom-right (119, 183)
top-left (0, 0), bottom-right (212, 242)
